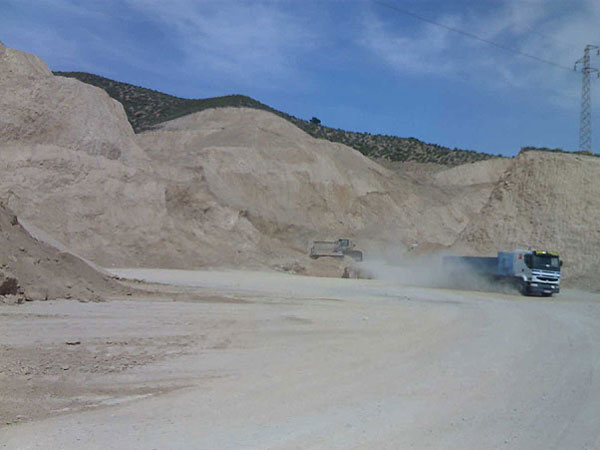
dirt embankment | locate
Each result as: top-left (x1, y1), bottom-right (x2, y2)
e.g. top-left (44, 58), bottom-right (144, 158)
top-left (0, 204), bottom-right (125, 303)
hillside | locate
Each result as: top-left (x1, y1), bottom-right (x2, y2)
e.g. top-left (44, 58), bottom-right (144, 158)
top-left (135, 107), bottom-right (491, 255)
top-left (4, 43), bottom-right (473, 273)
top-left (3, 43), bottom-right (599, 290)
top-left (454, 150), bottom-right (600, 289)
top-left (54, 71), bottom-right (500, 166)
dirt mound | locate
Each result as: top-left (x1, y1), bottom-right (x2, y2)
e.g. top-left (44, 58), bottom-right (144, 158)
top-left (0, 204), bottom-right (125, 303)
top-left (138, 108), bottom-right (408, 236)
top-left (136, 107), bottom-right (486, 260)
top-left (454, 151), bottom-right (600, 289)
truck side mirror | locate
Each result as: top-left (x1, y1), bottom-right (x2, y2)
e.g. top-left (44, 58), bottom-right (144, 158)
top-left (560, 260), bottom-right (563, 267)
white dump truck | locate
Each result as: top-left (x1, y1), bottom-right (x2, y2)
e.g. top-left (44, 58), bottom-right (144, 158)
top-left (443, 249), bottom-right (562, 296)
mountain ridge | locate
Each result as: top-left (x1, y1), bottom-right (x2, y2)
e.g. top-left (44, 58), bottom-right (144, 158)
top-left (54, 71), bottom-right (501, 167)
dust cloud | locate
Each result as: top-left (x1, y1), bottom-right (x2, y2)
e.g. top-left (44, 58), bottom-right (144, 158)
top-left (360, 250), bottom-right (520, 295)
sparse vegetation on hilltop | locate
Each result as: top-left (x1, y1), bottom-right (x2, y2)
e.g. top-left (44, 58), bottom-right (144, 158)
top-left (520, 146), bottom-right (599, 157)
top-left (55, 71), bottom-right (501, 166)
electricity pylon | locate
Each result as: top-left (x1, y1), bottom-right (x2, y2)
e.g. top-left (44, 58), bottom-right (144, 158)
top-left (575, 45), bottom-right (600, 152)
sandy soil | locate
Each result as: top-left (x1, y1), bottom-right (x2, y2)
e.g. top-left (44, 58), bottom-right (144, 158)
top-left (0, 205), bottom-right (125, 303)
top-left (1, 270), bottom-right (600, 449)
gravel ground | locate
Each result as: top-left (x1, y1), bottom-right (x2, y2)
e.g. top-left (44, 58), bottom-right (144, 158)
top-left (1, 270), bottom-right (600, 449)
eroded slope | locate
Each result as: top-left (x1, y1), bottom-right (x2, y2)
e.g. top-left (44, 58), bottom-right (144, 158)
top-left (455, 151), bottom-right (600, 288)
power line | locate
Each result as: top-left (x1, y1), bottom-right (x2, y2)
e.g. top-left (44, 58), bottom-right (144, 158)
top-left (524, 27), bottom-right (581, 54)
top-left (372, 0), bottom-right (574, 73)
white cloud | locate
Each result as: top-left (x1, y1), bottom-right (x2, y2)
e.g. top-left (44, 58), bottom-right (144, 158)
top-left (6, 0), bottom-right (600, 108)
top-left (359, 0), bottom-right (600, 106)
top-left (1, 0), bottom-right (169, 76)
top-left (360, 12), bottom-right (457, 75)
top-left (123, 0), bottom-right (320, 89)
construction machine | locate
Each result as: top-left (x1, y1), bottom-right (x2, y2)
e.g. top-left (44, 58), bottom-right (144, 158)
top-left (309, 239), bottom-right (363, 262)
top-left (443, 249), bottom-right (562, 296)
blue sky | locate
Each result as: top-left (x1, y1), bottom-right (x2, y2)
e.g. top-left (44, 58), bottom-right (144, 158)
top-left (3, 0), bottom-right (600, 155)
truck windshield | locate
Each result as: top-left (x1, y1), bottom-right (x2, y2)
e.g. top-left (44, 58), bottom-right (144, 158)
top-left (532, 255), bottom-right (560, 270)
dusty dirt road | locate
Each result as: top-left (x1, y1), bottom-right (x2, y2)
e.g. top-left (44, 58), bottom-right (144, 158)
top-left (1, 270), bottom-right (600, 449)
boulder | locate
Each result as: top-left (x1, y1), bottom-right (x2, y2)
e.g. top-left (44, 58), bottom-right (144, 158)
top-left (0, 271), bottom-right (19, 295)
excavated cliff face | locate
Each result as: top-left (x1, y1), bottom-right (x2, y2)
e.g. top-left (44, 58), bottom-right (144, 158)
top-left (0, 43), bottom-right (433, 270)
top-left (0, 41), bottom-right (52, 78)
top-left (0, 42), bottom-right (169, 267)
top-left (454, 151), bottom-right (600, 288)
top-left (137, 108), bottom-right (409, 241)
top-left (135, 107), bottom-right (484, 258)
top-left (1, 42), bottom-right (598, 287)
top-left (0, 43), bottom-right (145, 163)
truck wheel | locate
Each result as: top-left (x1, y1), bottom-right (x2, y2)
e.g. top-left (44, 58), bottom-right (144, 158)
top-left (520, 281), bottom-right (530, 296)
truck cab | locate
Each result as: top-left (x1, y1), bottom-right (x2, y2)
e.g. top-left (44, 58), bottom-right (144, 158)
top-left (504, 250), bottom-right (562, 296)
